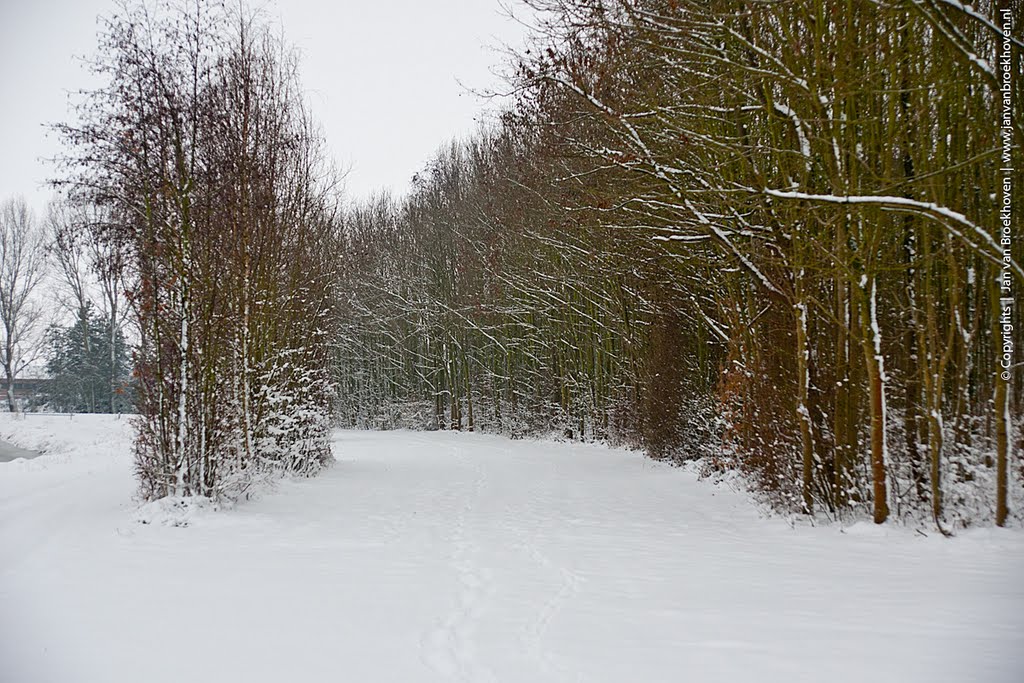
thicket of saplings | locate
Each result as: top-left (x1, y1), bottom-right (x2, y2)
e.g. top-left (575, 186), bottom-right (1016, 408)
top-left (334, 0), bottom-right (1023, 530)
top-left (58, 2), bottom-right (337, 500)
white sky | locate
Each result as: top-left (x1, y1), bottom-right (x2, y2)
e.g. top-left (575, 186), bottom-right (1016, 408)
top-left (0, 0), bottom-right (530, 215)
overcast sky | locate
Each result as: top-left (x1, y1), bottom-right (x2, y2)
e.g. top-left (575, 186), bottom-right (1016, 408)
top-left (0, 0), bottom-right (530, 215)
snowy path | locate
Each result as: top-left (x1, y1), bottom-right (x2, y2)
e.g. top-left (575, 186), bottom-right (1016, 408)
top-left (1, 416), bottom-right (1022, 683)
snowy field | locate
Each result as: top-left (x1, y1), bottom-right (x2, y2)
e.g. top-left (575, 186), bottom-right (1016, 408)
top-left (1, 415), bottom-right (1022, 683)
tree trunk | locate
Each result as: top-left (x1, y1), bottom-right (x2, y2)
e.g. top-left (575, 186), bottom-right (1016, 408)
top-left (464, 352), bottom-right (474, 432)
top-left (994, 290), bottom-right (1011, 527)
top-left (795, 294), bottom-right (815, 514)
top-left (860, 278), bottom-right (890, 523)
top-left (5, 334), bottom-right (15, 413)
top-left (109, 300), bottom-right (118, 414)
top-left (5, 371), bottom-right (14, 413)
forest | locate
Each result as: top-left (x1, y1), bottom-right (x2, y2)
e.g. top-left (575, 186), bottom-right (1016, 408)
top-left (336, 0), bottom-right (1024, 529)
top-left (15, 0), bottom-right (1019, 529)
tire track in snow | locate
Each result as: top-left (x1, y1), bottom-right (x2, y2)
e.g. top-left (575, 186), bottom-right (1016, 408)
top-left (420, 450), bottom-right (497, 682)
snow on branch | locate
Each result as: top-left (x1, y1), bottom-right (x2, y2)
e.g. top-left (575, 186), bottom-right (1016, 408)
top-left (763, 189), bottom-right (1024, 281)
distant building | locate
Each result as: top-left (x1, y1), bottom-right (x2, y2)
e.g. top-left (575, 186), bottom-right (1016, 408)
top-left (0, 378), bottom-right (53, 411)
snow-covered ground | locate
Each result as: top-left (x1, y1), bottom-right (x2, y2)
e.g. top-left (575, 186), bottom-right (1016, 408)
top-left (1, 414), bottom-right (1022, 683)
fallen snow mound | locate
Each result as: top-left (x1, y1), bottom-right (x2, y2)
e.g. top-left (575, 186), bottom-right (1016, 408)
top-left (134, 495), bottom-right (222, 527)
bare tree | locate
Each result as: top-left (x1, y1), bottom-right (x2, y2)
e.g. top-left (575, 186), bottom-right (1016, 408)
top-left (0, 197), bottom-right (48, 412)
top-left (48, 199), bottom-right (129, 413)
top-left (48, 200), bottom-right (94, 368)
top-left (47, 201), bottom-right (91, 316)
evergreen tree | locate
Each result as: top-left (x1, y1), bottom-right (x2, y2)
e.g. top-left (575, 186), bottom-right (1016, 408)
top-left (45, 307), bottom-right (132, 413)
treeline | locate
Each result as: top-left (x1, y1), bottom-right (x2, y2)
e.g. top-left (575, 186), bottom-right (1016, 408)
top-left (45, 200), bottom-right (133, 414)
top-left (59, 1), bottom-right (338, 499)
top-left (337, 0), bottom-right (1023, 528)
top-left (0, 194), bottom-right (133, 416)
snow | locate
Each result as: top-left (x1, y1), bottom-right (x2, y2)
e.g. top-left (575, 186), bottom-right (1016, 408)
top-left (2, 414), bottom-right (1023, 683)
top-left (762, 189), bottom-right (1023, 281)
top-left (772, 101), bottom-right (812, 161)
